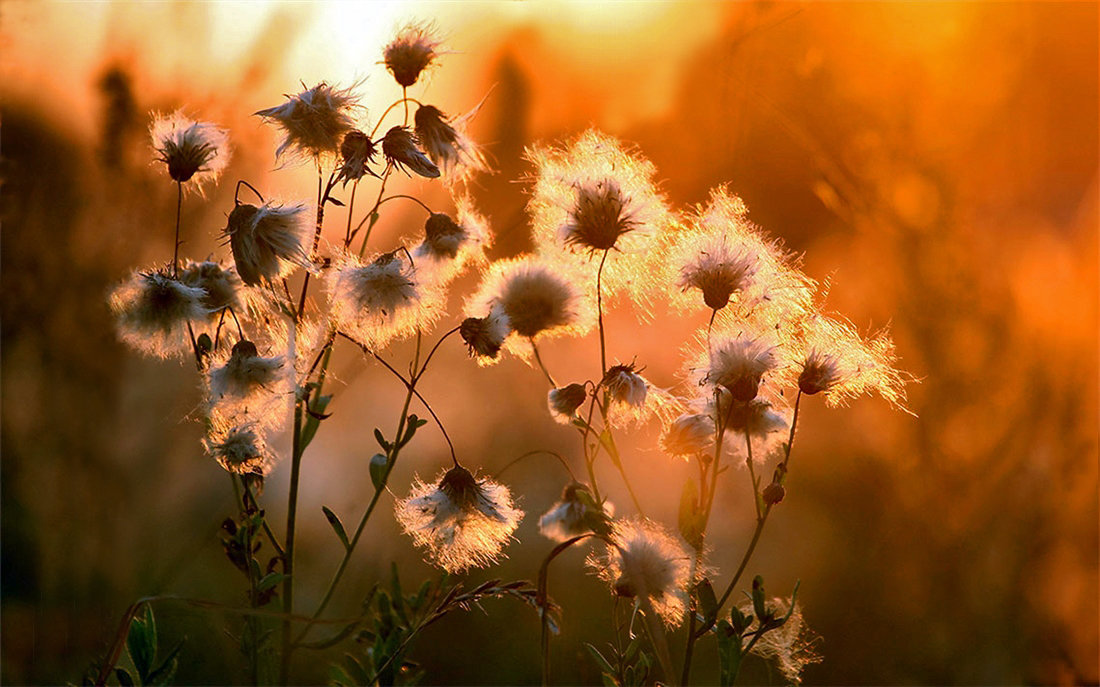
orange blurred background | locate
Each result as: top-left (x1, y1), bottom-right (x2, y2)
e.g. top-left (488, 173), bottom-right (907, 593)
top-left (2, 1), bottom-right (1097, 684)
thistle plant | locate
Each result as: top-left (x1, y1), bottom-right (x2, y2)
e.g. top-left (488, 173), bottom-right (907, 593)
top-left (100, 19), bottom-right (911, 687)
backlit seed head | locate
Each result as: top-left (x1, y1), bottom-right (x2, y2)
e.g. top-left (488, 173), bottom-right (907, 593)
top-left (150, 111), bottom-right (230, 187)
top-left (395, 465), bottom-right (523, 573)
top-left (588, 519), bottom-right (692, 627)
top-left (109, 269), bottom-right (209, 359)
top-left (254, 81), bottom-right (358, 160)
top-left (224, 201), bottom-right (310, 286)
top-left (460, 306), bottom-right (511, 361)
top-left (539, 482), bottom-right (611, 542)
top-left (563, 180), bottom-right (636, 252)
top-left (179, 260), bottom-right (242, 313)
top-left (205, 423), bottom-right (273, 476)
top-left (661, 413), bottom-right (715, 456)
top-left (384, 23), bottom-right (440, 87)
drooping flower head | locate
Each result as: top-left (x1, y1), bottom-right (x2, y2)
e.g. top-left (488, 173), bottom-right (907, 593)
top-left (255, 82), bottom-right (358, 160)
top-left (460, 306), bottom-right (511, 363)
top-left (527, 130), bottom-right (672, 298)
top-left (179, 260), bottom-right (242, 314)
top-left (384, 22), bottom-right (441, 87)
top-left (224, 201), bottom-right (310, 286)
top-left (539, 482), bottom-right (612, 542)
top-left (327, 249), bottom-right (442, 350)
top-left (382, 126), bottom-right (440, 178)
top-left (336, 130), bottom-right (380, 185)
top-left (601, 362), bottom-right (680, 428)
top-left (204, 422), bottom-right (274, 476)
top-left (395, 465), bottom-right (523, 573)
top-left (795, 314), bottom-right (911, 411)
top-left (150, 111), bottom-right (230, 187)
top-left (736, 597), bottom-right (823, 684)
top-left (414, 195), bottom-right (491, 285)
top-left (588, 519), bottom-right (692, 627)
top-left (467, 256), bottom-right (590, 351)
top-left (109, 269), bottom-right (208, 359)
top-left (207, 340), bottom-right (288, 427)
top-left (547, 383), bottom-right (588, 424)
top-left (661, 413), bottom-right (715, 457)
top-left (414, 103), bottom-right (487, 181)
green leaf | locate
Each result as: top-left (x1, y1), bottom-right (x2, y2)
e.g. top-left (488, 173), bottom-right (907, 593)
top-left (258, 571), bottom-right (288, 593)
top-left (585, 643), bottom-right (616, 676)
top-left (299, 394), bottom-right (332, 451)
top-left (374, 428), bottom-right (391, 452)
top-left (752, 575), bottom-right (768, 623)
top-left (146, 638), bottom-right (183, 686)
top-left (695, 578), bottom-right (719, 632)
top-left (322, 506), bottom-right (350, 550)
top-left (298, 619), bottom-right (361, 650)
top-left (369, 453), bottom-right (388, 491)
top-left (716, 619), bottom-right (744, 686)
top-left (126, 606), bottom-right (156, 682)
top-left (327, 196), bottom-right (345, 207)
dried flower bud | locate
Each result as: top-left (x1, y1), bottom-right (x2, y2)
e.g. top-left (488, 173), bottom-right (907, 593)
top-left (762, 482), bottom-right (786, 505)
top-left (548, 383), bottom-right (588, 422)
top-left (708, 334), bottom-right (778, 402)
top-left (539, 482), bottom-right (611, 542)
top-left (602, 363), bottom-right (647, 408)
top-left (414, 104), bottom-right (486, 179)
top-left (460, 307), bottom-right (511, 359)
top-left (205, 424), bottom-right (273, 476)
top-left (384, 23), bottom-right (440, 87)
top-left (337, 130), bottom-right (379, 184)
top-left (109, 269), bottom-right (209, 358)
top-left (382, 126), bottom-right (440, 178)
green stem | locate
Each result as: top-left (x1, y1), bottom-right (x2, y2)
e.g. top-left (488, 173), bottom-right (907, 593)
top-left (530, 338), bottom-right (556, 387)
top-left (172, 181), bottom-right (182, 277)
top-left (596, 249), bottom-right (609, 376)
top-left (279, 396), bottom-right (305, 683)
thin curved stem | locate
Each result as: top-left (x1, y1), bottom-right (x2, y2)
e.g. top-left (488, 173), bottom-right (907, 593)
top-left (369, 95), bottom-right (423, 138)
top-left (342, 179), bottom-right (359, 248)
top-left (539, 534), bottom-right (602, 686)
top-left (493, 450), bottom-right (577, 482)
top-left (530, 338), bottom-right (556, 387)
top-left (745, 431), bottom-right (762, 521)
top-left (377, 193), bottom-right (434, 215)
top-left (413, 326), bottom-right (462, 384)
top-left (356, 164), bottom-right (394, 258)
top-left (235, 179), bottom-right (265, 205)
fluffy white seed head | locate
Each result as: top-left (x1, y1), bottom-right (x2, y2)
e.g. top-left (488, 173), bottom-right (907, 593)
top-left (527, 131), bottom-right (672, 305)
top-left (225, 201), bottom-right (310, 286)
top-left (467, 256), bottom-right (589, 349)
top-left (179, 260), bottom-right (242, 315)
top-left (539, 482), bottom-right (612, 542)
top-left (737, 597), bottom-right (823, 684)
top-left (337, 130), bottom-right (380, 185)
top-left (460, 305), bottom-right (512, 363)
top-left (109, 269), bottom-right (208, 359)
top-left (661, 413), bottom-right (715, 457)
top-left (204, 422), bottom-right (274, 476)
top-left (414, 196), bottom-right (492, 286)
top-left (207, 340), bottom-right (288, 429)
top-left (706, 333), bottom-right (780, 402)
top-left (588, 519), bottom-right (692, 627)
top-left (795, 314), bottom-right (911, 411)
top-left (150, 111), bottom-right (230, 188)
top-left (254, 82), bottom-right (358, 161)
top-left (327, 249), bottom-right (442, 350)
top-left (395, 466), bottom-right (523, 573)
